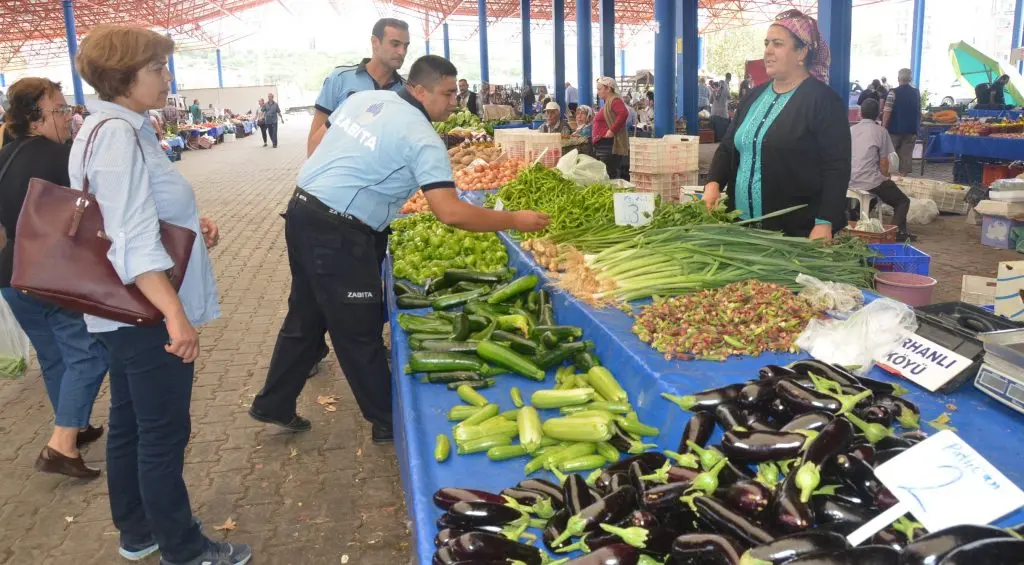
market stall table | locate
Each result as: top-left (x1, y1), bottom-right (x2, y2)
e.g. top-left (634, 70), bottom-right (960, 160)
top-left (388, 211), bottom-right (1024, 564)
top-left (966, 108), bottom-right (1024, 120)
top-left (927, 133), bottom-right (1024, 161)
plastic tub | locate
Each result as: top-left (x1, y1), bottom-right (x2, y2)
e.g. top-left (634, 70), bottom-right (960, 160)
top-left (874, 272), bottom-right (937, 307)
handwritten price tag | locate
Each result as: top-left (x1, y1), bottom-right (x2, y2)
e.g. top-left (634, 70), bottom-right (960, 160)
top-left (613, 192), bottom-right (656, 227)
top-left (873, 430), bottom-right (1024, 532)
top-left (494, 198), bottom-right (505, 212)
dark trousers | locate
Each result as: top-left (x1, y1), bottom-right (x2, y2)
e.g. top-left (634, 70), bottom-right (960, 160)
top-left (594, 138), bottom-right (623, 180)
top-left (711, 116), bottom-right (730, 142)
top-left (97, 324), bottom-right (205, 563)
top-left (259, 124), bottom-right (268, 144)
top-left (252, 195), bottom-right (391, 426)
top-left (869, 179), bottom-right (911, 231)
top-left (267, 122), bottom-right (279, 147)
top-left (568, 103), bottom-right (579, 114)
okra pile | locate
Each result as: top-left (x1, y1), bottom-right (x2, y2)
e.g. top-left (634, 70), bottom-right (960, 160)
top-left (429, 359), bottom-right (1024, 564)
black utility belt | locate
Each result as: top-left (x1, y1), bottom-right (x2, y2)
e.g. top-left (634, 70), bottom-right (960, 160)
top-left (292, 188), bottom-right (383, 235)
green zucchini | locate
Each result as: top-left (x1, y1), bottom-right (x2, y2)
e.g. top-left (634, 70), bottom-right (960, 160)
top-left (423, 277), bottom-right (455, 295)
top-left (443, 268), bottom-right (510, 285)
top-left (417, 340), bottom-right (479, 354)
top-left (573, 351), bottom-right (601, 372)
top-left (467, 315), bottom-right (490, 332)
top-left (449, 312), bottom-right (471, 341)
top-left (421, 370), bottom-right (485, 384)
top-left (511, 306), bottom-right (538, 328)
top-left (487, 275), bottom-right (539, 305)
top-left (393, 279), bottom-right (421, 296)
top-left (539, 303), bottom-right (555, 326)
top-left (396, 295), bottom-right (432, 309)
top-left (477, 340), bottom-right (546, 381)
top-left (491, 330), bottom-right (543, 356)
top-left (469, 318), bottom-right (497, 341)
top-left (397, 313), bottom-right (452, 333)
top-left (530, 325), bottom-right (583, 342)
top-left (526, 291), bottom-right (540, 313)
top-left (540, 331), bottom-right (560, 349)
top-left (447, 378), bottom-right (496, 390)
top-left (431, 287), bottom-right (491, 311)
top-left (408, 351), bottom-right (488, 373)
top-left (532, 341), bottom-right (594, 370)
top-left (453, 281), bottom-right (491, 293)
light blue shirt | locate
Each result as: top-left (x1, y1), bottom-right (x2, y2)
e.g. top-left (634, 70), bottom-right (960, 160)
top-left (314, 58), bottom-right (405, 117)
top-left (69, 99), bottom-right (220, 333)
top-left (566, 86), bottom-right (579, 104)
top-left (298, 89), bottom-right (454, 231)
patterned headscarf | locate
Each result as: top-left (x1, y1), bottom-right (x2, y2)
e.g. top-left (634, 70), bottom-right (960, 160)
top-left (576, 105), bottom-right (594, 124)
top-left (772, 10), bottom-right (831, 83)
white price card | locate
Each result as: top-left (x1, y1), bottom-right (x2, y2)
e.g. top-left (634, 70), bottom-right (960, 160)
top-left (613, 192), bottom-right (656, 227)
top-left (494, 198), bottom-right (505, 212)
top-left (873, 430), bottom-right (1024, 532)
top-left (876, 334), bottom-right (972, 392)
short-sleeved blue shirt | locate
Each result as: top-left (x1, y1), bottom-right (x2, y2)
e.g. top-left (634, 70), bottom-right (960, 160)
top-left (298, 89), bottom-right (454, 231)
top-left (314, 58), bottom-right (405, 117)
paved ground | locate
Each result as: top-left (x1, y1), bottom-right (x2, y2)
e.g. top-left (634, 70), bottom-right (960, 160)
top-left (0, 116), bottom-right (409, 565)
top-left (0, 121), bottom-right (1016, 564)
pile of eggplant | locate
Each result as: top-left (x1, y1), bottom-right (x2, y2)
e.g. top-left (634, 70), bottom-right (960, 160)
top-left (429, 359), bottom-right (1024, 564)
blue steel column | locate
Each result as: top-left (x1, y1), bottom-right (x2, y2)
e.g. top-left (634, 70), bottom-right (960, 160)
top-left (168, 43), bottom-right (178, 94)
top-left (521, 0), bottom-right (533, 115)
top-left (676, 13), bottom-right (684, 119)
top-left (478, 0), bottom-right (489, 84)
top-left (619, 49), bottom-right (625, 79)
top-left (653, 0), bottom-right (675, 137)
top-left (599, 0), bottom-right (615, 78)
top-left (697, 36), bottom-right (703, 69)
top-left (61, 0), bottom-right (85, 105)
top-left (443, 22), bottom-right (451, 60)
top-left (681, 0), bottom-right (698, 135)
top-left (1013, 0), bottom-right (1023, 73)
top-left (0, 73), bottom-right (5, 88)
top-left (553, 0), bottom-right (566, 110)
top-left (426, 39), bottom-right (431, 55)
top-left (577, 0), bottom-right (593, 107)
top-left (818, 0), bottom-right (852, 100)
top-left (910, 0), bottom-right (925, 86)
top-left (216, 48), bottom-right (224, 88)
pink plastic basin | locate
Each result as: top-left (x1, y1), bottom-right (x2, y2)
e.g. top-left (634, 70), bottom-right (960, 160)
top-left (874, 272), bottom-right (937, 307)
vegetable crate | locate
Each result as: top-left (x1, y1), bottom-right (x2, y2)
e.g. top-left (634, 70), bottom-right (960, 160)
top-left (628, 136), bottom-right (699, 174)
top-left (842, 224), bottom-right (897, 244)
top-left (960, 275), bottom-right (997, 307)
top-left (631, 171), bottom-right (700, 202)
top-left (893, 176), bottom-right (970, 215)
top-left (494, 129), bottom-right (529, 161)
top-left (867, 243), bottom-right (931, 276)
top-left (525, 133), bottom-right (563, 168)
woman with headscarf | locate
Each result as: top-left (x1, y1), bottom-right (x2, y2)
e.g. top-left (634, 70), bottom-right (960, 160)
top-left (572, 105), bottom-right (594, 138)
top-left (592, 77), bottom-right (630, 180)
top-left (704, 10), bottom-right (850, 239)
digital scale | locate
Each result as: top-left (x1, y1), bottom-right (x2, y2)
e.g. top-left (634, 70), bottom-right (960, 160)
top-left (976, 329), bottom-right (1024, 414)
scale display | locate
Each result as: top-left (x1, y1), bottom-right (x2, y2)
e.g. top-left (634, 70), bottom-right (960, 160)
top-left (975, 364), bottom-right (1024, 414)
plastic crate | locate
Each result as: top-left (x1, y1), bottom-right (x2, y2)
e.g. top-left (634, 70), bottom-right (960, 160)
top-left (960, 275), bottom-right (997, 307)
top-left (628, 136), bottom-right (699, 174)
top-left (631, 171), bottom-right (700, 202)
top-left (867, 243), bottom-right (931, 275)
top-left (524, 132), bottom-right (563, 168)
top-left (893, 177), bottom-right (971, 215)
top-left (494, 129), bottom-right (529, 161)
top-left (843, 224), bottom-right (898, 244)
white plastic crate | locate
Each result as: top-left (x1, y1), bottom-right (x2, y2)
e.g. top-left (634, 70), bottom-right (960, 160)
top-left (631, 171), bottom-right (700, 202)
top-left (494, 129), bottom-right (529, 162)
top-left (961, 275), bottom-right (997, 306)
top-left (629, 135), bottom-right (699, 174)
top-left (525, 132), bottom-right (563, 168)
top-left (893, 176), bottom-right (970, 215)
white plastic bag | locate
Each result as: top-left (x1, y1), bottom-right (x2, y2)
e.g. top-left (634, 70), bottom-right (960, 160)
top-left (796, 273), bottom-right (864, 314)
top-left (854, 213), bottom-right (884, 233)
top-left (907, 197), bottom-right (939, 225)
top-left (795, 298), bottom-right (917, 375)
top-left (556, 149), bottom-right (610, 186)
top-left (0, 297), bottom-right (29, 380)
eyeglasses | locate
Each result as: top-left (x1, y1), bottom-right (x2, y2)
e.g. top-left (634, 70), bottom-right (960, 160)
top-left (50, 105), bottom-right (73, 115)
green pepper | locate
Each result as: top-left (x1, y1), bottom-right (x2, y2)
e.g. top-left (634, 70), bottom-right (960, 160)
top-left (487, 275), bottom-right (539, 305)
top-left (510, 306), bottom-right (538, 329)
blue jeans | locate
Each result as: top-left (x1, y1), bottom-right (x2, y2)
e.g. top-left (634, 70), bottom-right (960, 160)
top-left (96, 324), bottom-right (206, 563)
top-left (1, 288), bottom-right (108, 428)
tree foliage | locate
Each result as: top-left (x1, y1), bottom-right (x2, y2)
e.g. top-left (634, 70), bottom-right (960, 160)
top-left (703, 26), bottom-right (765, 86)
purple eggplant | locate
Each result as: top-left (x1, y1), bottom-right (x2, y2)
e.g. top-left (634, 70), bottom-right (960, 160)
top-left (434, 527), bottom-right (469, 548)
top-left (791, 418), bottom-right (855, 502)
top-left (742, 530), bottom-right (851, 564)
top-left (667, 533), bottom-right (746, 565)
top-left (739, 378), bottom-right (780, 408)
top-left (721, 430), bottom-right (809, 463)
top-left (872, 527), bottom-right (909, 551)
top-left (641, 481), bottom-right (694, 513)
top-left (833, 453), bottom-right (892, 507)
top-left (776, 380), bottom-right (843, 414)
top-left (744, 410), bottom-right (779, 431)
top-left (517, 478), bottom-right (566, 508)
top-left (780, 411), bottom-right (834, 433)
top-left (634, 522), bottom-right (703, 559)
top-left (783, 545), bottom-right (899, 565)
top-left (432, 487), bottom-right (505, 510)
top-left (596, 471), bottom-right (628, 493)
top-left (719, 479), bottom-right (772, 517)
top-left (691, 495), bottom-right (774, 546)
top-left (767, 397), bottom-right (793, 423)
top-left (854, 374), bottom-right (910, 398)
top-left (771, 473), bottom-right (814, 534)
top-left (551, 486), bottom-right (640, 546)
top-left (811, 497), bottom-right (872, 534)
top-left (562, 473), bottom-right (602, 516)
top-left (678, 412), bottom-right (717, 452)
top-left (789, 360), bottom-right (862, 387)
top-left (760, 365), bottom-right (797, 380)
top-left (543, 508), bottom-right (572, 552)
top-left (826, 484), bottom-right (873, 508)
top-left (873, 394), bottom-right (921, 429)
top-left (937, 538), bottom-right (1024, 565)
top-left (444, 500), bottom-right (527, 532)
top-left (561, 543), bottom-right (640, 565)
top-left (901, 429), bottom-right (929, 442)
top-left (615, 509), bottom-right (660, 530)
top-left (605, 452), bottom-right (668, 476)
top-left (554, 528), bottom-right (625, 555)
top-left (857, 404), bottom-right (894, 427)
top-left (876, 435), bottom-right (916, 450)
top-left (849, 443), bottom-right (876, 464)
top-left (501, 487), bottom-right (550, 507)
top-left (436, 513), bottom-right (505, 537)
top-left (662, 384), bottom-right (743, 413)
top-left (431, 531), bottom-right (543, 565)
top-left (899, 524), bottom-right (1015, 565)
top-left (716, 402), bottom-right (751, 432)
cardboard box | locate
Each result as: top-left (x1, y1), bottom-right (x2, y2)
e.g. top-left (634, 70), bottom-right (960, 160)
top-left (974, 200), bottom-right (1024, 219)
top-left (981, 215), bottom-right (1024, 249)
top-left (995, 261), bottom-right (1024, 321)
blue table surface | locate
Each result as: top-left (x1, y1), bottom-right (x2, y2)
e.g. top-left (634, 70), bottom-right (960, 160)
top-left (389, 198), bottom-right (1024, 564)
top-left (930, 133), bottom-right (1024, 161)
top-left (967, 109), bottom-right (1023, 120)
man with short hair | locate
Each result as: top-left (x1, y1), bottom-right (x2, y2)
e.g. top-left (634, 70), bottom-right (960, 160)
top-left (308, 18), bottom-right (410, 155)
top-left (990, 74), bottom-right (1011, 107)
top-left (851, 99), bottom-right (914, 242)
top-left (565, 81), bottom-right (579, 114)
top-left (456, 79), bottom-right (479, 115)
top-left (882, 68), bottom-right (920, 176)
top-left (262, 93), bottom-right (284, 148)
top-left (250, 55), bottom-right (550, 443)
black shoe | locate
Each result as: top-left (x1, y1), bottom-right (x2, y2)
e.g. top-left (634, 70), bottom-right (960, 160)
top-left (248, 407), bottom-right (311, 432)
top-left (897, 229), bottom-right (917, 243)
top-left (160, 540), bottom-right (252, 565)
top-left (371, 423), bottom-right (394, 444)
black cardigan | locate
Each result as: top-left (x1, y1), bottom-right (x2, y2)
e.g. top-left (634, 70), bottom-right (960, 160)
top-left (708, 78), bottom-right (851, 237)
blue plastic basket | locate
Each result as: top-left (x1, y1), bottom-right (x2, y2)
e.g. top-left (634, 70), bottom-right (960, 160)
top-left (867, 243), bottom-right (931, 276)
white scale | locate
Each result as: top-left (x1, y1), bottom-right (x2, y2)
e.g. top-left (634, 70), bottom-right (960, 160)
top-left (976, 329), bottom-right (1024, 414)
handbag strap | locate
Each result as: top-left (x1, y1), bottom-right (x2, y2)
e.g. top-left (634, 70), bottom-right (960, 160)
top-left (0, 136), bottom-right (40, 188)
top-left (69, 117), bottom-right (146, 237)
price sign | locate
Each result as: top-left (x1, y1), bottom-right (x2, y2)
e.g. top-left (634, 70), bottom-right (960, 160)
top-left (613, 192), bottom-right (656, 227)
top-left (494, 198), bottom-right (505, 212)
top-left (876, 334), bottom-right (972, 392)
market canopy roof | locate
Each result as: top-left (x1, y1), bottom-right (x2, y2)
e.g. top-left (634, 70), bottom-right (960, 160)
top-left (0, 0), bottom-right (274, 71)
top-left (949, 40), bottom-right (1024, 106)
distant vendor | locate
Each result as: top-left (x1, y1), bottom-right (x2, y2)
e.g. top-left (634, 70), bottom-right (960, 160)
top-left (249, 55), bottom-right (550, 443)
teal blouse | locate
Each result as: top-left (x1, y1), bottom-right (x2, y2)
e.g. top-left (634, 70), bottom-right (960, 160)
top-left (733, 86), bottom-right (796, 219)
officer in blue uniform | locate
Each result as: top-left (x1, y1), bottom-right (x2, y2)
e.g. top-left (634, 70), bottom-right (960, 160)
top-left (251, 56), bottom-right (550, 443)
top-left (307, 17), bottom-right (410, 155)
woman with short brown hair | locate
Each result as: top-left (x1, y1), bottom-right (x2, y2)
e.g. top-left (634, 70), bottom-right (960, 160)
top-left (72, 25), bottom-right (250, 565)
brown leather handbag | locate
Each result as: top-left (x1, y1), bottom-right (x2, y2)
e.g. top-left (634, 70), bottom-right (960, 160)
top-left (10, 118), bottom-right (195, 326)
